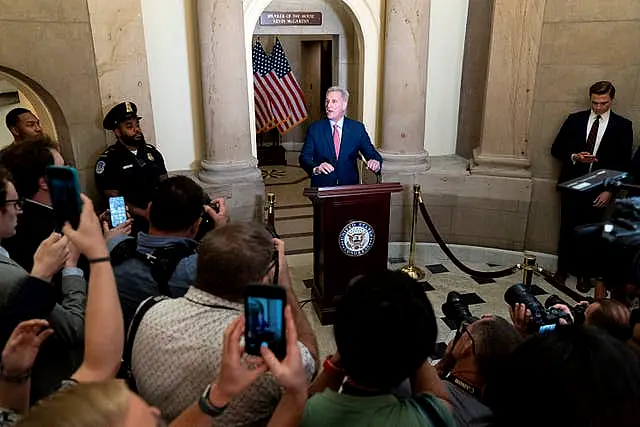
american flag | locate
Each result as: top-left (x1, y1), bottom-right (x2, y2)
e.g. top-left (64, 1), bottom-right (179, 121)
top-left (252, 42), bottom-right (282, 133)
top-left (253, 41), bottom-right (293, 134)
top-left (269, 38), bottom-right (308, 131)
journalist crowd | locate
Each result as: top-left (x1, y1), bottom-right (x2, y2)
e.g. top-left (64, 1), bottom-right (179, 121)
top-left (0, 82), bottom-right (639, 427)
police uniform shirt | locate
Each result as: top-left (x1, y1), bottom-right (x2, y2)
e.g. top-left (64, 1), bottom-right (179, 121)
top-left (95, 141), bottom-right (167, 208)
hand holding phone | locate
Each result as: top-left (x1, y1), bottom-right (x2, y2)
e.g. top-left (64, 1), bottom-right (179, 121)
top-left (109, 196), bottom-right (128, 228)
top-left (45, 166), bottom-right (83, 231)
top-left (574, 152), bottom-right (598, 163)
top-left (244, 284), bottom-right (287, 360)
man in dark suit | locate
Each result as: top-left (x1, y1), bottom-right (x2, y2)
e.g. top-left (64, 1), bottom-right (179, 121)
top-left (551, 81), bottom-right (633, 290)
top-left (299, 86), bottom-right (382, 187)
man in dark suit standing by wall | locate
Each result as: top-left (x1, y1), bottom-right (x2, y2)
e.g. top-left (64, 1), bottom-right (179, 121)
top-left (299, 86), bottom-right (382, 187)
top-left (551, 81), bottom-right (633, 291)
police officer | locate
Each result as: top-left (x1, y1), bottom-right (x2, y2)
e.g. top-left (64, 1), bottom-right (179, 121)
top-left (95, 101), bottom-right (167, 233)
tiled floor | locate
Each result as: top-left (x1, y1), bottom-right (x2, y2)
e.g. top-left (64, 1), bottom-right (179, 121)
top-left (287, 253), bottom-right (590, 362)
top-left (265, 164), bottom-right (591, 361)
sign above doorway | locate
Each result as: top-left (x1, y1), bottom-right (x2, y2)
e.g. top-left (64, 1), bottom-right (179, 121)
top-left (260, 11), bottom-right (322, 26)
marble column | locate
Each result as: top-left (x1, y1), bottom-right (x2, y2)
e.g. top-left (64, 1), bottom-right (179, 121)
top-left (470, 0), bottom-right (546, 178)
top-left (379, 0), bottom-right (430, 180)
top-left (196, 0), bottom-right (264, 221)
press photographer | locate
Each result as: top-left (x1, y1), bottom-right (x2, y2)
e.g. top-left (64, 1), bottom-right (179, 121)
top-left (107, 175), bottom-right (228, 328)
top-left (504, 284), bottom-right (585, 334)
top-left (436, 292), bottom-right (522, 427)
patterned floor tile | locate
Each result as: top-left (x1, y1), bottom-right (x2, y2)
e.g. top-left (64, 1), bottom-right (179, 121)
top-left (471, 276), bottom-right (496, 285)
top-left (421, 281), bottom-right (435, 292)
top-left (426, 264), bottom-right (449, 274)
top-left (460, 292), bottom-right (486, 305)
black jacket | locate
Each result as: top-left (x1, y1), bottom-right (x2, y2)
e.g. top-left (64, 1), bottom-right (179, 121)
top-left (551, 110), bottom-right (633, 185)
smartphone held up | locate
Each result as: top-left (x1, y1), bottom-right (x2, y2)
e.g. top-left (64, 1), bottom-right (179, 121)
top-left (109, 196), bottom-right (127, 228)
top-left (244, 284), bottom-right (287, 360)
top-left (45, 166), bottom-right (83, 231)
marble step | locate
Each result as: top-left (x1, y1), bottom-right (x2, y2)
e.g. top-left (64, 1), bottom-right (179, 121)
top-left (282, 233), bottom-right (313, 255)
top-left (275, 215), bottom-right (313, 235)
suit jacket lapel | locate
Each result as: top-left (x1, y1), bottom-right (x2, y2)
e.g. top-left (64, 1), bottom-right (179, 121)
top-left (338, 118), bottom-right (350, 162)
top-left (325, 119), bottom-right (337, 163)
top-left (598, 113), bottom-right (616, 152)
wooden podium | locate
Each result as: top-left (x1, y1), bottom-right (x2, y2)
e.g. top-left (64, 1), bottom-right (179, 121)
top-left (303, 183), bottom-right (404, 324)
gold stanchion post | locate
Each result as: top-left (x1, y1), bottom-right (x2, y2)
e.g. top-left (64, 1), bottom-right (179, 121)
top-left (400, 184), bottom-right (426, 280)
top-left (265, 193), bottom-right (276, 229)
top-left (522, 254), bottom-right (536, 287)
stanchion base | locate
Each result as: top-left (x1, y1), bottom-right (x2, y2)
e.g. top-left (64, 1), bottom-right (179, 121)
top-left (399, 264), bottom-right (426, 281)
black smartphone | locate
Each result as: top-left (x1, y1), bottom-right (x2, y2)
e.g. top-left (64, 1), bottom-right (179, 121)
top-left (244, 284), bottom-right (287, 360)
top-left (45, 166), bottom-right (83, 231)
top-left (109, 196), bottom-right (127, 228)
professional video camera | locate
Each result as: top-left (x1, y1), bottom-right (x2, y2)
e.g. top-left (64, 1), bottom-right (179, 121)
top-left (442, 291), bottom-right (479, 330)
top-left (558, 169), bottom-right (640, 287)
top-left (572, 197), bottom-right (640, 287)
top-left (504, 284), bottom-right (574, 333)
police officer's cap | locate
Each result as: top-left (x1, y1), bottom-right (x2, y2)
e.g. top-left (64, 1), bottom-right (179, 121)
top-left (102, 101), bottom-right (142, 130)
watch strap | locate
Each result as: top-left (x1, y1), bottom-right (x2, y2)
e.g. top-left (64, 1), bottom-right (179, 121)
top-left (198, 384), bottom-right (229, 417)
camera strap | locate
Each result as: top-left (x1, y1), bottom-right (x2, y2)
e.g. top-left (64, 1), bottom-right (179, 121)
top-left (445, 373), bottom-right (482, 400)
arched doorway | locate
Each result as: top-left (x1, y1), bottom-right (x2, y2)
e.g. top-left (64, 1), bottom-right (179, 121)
top-left (243, 0), bottom-right (381, 157)
top-left (0, 67), bottom-right (73, 164)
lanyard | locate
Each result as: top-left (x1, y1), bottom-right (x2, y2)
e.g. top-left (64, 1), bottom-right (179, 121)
top-left (445, 373), bottom-right (483, 400)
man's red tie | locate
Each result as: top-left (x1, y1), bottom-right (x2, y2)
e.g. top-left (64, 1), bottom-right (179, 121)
top-left (333, 123), bottom-right (340, 158)
top-left (586, 115), bottom-right (601, 153)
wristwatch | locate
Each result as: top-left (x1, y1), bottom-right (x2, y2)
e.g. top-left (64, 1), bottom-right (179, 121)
top-left (198, 384), bottom-right (229, 417)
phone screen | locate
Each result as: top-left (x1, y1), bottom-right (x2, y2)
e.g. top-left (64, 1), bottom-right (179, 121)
top-left (46, 166), bottom-right (82, 231)
top-left (245, 291), bottom-right (286, 359)
top-left (109, 196), bottom-right (127, 227)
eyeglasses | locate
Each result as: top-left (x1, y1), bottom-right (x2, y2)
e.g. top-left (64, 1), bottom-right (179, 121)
top-left (3, 199), bottom-right (24, 209)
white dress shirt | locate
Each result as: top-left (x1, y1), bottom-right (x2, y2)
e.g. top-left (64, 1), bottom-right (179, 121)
top-left (587, 109), bottom-right (610, 157)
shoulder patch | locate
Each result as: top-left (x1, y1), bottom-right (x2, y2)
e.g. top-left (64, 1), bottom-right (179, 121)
top-left (95, 160), bottom-right (106, 174)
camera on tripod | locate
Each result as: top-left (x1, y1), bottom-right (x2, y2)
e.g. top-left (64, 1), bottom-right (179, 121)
top-left (504, 284), bottom-right (585, 333)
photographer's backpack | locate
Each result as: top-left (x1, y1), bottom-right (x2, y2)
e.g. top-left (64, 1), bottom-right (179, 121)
top-left (110, 237), bottom-right (198, 390)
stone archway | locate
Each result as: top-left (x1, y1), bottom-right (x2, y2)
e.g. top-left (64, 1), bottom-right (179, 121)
top-left (0, 67), bottom-right (73, 165)
top-left (243, 0), bottom-right (381, 154)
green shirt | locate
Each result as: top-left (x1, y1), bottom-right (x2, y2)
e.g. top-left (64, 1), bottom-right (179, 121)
top-left (301, 390), bottom-right (455, 427)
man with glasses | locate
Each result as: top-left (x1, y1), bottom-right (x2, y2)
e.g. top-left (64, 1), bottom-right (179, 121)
top-left (95, 102), bottom-right (167, 234)
top-left (130, 222), bottom-right (317, 424)
top-left (435, 315), bottom-right (522, 427)
top-left (0, 166), bottom-right (87, 402)
top-left (0, 136), bottom-right (68, 273)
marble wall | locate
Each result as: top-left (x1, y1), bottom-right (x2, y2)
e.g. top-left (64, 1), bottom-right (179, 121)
top-left (87, 0), bottom-right (156, 147)
top-left (0, 0), bottom-right (106, 195)
top-left (525, 0), bottom-right (640, 252)
top-left (409, 0), bottom-right (640, 255)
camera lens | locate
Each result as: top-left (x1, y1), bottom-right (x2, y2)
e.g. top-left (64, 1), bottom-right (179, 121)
top-left (504, 284), bottom-right (548, 331)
